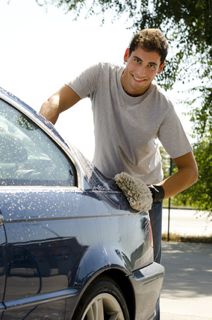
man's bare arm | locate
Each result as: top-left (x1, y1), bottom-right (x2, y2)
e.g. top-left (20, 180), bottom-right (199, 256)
top-left (39, 85), bottom-right (81, 124)
top-left (161, 151), bottom-right (198, 199)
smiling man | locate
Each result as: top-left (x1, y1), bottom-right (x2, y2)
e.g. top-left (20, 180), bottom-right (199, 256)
top-left (40, 28), bottom-right (198, 319)
top-left (121, 48), bottom-right (164, 96)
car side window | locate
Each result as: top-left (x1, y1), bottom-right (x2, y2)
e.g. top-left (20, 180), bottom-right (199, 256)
top-left (0, 99), bottom-right (76, 186)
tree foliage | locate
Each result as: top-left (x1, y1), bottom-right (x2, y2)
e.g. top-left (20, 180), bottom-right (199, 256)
top-left (160, 139), bottom-right (212, 213)
top-left (173, 139), bottom-right (212, 212)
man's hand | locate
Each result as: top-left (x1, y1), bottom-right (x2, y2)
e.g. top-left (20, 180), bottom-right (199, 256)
top-left (114, 172), bottom-right (153, 212)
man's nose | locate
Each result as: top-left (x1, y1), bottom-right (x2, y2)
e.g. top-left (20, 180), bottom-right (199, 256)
top-left (136, 64), bottom-right (147, 77)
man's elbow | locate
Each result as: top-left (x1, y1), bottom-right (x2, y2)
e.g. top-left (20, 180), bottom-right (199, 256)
top-left (190, 164), bottom-right (198, 186)
top-left (187, 152), bottom-right (199, 186)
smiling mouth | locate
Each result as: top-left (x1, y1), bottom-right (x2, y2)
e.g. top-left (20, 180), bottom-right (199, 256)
top-left (132, 74), bottom-right (147, 82)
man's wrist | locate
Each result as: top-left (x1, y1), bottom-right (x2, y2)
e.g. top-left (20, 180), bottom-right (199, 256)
top-left (149, 185), bottom-right (165, 202)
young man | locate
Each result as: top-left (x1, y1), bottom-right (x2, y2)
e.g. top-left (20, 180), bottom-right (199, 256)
top-left (40, 27), bottom-right (198, 304)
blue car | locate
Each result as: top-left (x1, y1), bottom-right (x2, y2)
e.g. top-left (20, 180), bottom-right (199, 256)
top-left (0, 87), bottom-right (164, 320)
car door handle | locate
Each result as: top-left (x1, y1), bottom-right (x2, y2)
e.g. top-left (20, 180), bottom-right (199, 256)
top-left (0, 214), bottom-right (4, 225)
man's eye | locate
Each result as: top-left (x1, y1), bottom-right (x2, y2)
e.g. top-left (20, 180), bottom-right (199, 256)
top-left (133, 57), bottom-right (142, 64)
top-left (148, 64), bottom-right (157, 70)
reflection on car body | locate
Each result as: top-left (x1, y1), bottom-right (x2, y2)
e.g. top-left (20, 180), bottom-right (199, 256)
top-left (0, 87), bottom-right (164, 320)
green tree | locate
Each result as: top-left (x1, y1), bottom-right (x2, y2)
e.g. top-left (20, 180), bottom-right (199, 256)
top-left (173, 139), bottom-right (212, 212)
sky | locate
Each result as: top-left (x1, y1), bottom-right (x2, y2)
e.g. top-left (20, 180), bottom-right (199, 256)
top-left (0, 0), bottom-right (192, 160)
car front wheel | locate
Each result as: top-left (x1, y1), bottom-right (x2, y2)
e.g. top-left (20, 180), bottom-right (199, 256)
top-left (73, 277), bottom-right (130, 320)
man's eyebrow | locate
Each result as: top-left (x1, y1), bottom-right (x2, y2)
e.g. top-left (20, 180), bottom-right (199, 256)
top-left (133, 55), bottom-right (158, 65)
top-left (133, 55), bottom-right (142, 61)
top-left (148, 62), bottom-right (158, 66)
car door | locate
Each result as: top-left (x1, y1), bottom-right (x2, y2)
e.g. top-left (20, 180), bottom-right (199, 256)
top-left (0, 99), bottom-right (97, 319)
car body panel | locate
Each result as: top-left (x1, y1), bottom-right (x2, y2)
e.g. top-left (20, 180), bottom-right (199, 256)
top-left (0, 187), bottom-right (152, 319)
top-left (0, 87), bottom-right (164, 319)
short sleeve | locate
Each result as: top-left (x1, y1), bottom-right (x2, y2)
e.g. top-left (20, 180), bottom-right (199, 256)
top-left (158, 106), bottom-right (192, 158)
top-left (66, 64), bottom-right (101, 99)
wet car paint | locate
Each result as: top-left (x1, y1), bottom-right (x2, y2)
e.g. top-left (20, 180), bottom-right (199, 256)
top-left (0, 87), bottom-right (164, 320)
top-left (0, 187), bottom-right (152, 319)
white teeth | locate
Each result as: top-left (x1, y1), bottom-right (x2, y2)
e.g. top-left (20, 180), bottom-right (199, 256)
top-left (133, 75), bottom-right (143, 81)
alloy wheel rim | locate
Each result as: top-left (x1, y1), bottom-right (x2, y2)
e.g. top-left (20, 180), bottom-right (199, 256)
top-left (81, 292), bottom-right (125, 320)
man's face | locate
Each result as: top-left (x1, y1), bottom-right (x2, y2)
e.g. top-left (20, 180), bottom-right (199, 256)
top-left (121, 47), bottom-right (164, 96)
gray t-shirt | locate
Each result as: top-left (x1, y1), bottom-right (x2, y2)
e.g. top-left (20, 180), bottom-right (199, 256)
top-left (67, 62), bottom-right (192, 184)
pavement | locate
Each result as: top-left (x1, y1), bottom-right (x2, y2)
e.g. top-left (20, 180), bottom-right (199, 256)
top-left (160, 209), bottom-right (212, 320)
top-left (162, 208), bottom-right (212, 238)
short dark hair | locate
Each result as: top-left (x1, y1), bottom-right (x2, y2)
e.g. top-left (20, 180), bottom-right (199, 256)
top-left (129, 28), bottom-right (168, 63)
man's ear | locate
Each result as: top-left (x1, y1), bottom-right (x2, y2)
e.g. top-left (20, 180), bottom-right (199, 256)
top-left (157, 63), bottom-right (165, 74)
top-left (123, 48), bottom-right (130, 63)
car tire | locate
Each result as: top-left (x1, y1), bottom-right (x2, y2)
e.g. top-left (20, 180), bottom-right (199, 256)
top-left (73, 276), bottom-right (130, 320)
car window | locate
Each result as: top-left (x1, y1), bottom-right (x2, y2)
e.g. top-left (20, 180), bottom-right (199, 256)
top-left (0, 99), bottom-right (76, 186)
